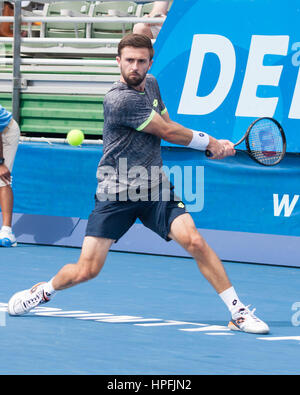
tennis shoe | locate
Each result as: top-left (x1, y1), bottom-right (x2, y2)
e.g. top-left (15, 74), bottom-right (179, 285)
top-left (228, 305), bottom-right (269, 334)
top-left (0, 228), bottom-right (17, 247)
top-left (8, 282), bottom-right (50, 316)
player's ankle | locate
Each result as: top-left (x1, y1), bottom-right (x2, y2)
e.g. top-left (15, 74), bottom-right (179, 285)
top-left (43, 278), bottom-right (57, 299)
top-left (219, 286), bottom-right (244, 315)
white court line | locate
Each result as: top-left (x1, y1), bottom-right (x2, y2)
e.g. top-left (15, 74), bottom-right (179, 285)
top-left (134, 320), bottom-right (207, 327)
top-left (5, 300), bottom-right (297, 342)
top-left (96, 317), bottom-right (162, 323)
top-left (0, 303), bottom-right (8, 312)
top-left (180, 325), bottom-right (230, 332)
top-left (0, 304), bottom-right (63, 313)
top-left (34, 310), bottom-right (90, 316)
top-left (96, 315), bottom-right (156, 323)
top-left (31, 307), bottom-right (62, 312)
top-left (76, 314), bottom-right (117, 320)
top-left (205, 332), bottom-right (234, 336)
top-left (257, 336), bottom-right (300, 341)
top-left (35, 312), bottom-right (115, 319)
top-left (1, 304), bottom-right (61, 312)
top-left (30, 307), bottom-right (162, 323)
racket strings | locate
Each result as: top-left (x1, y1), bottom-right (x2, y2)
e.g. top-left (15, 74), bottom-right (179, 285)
top-left (247, 119), bottom-right (284, 165)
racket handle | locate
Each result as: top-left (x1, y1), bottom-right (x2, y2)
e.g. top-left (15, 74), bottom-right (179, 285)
top-left (205, 149), bottom-right (213, 157)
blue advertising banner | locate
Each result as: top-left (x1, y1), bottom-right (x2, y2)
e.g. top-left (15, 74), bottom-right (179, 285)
top-left (152, 0), bottom-right (300, 153)
top-left (9, 143), bottom-right (300, 237)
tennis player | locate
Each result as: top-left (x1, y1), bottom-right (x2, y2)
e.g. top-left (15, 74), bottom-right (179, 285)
top-left (8, 34), bottom-right (269, 334)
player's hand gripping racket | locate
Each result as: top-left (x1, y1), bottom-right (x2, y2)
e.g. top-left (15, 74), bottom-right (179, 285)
top-left (205, 117), bottom-right (286, 166)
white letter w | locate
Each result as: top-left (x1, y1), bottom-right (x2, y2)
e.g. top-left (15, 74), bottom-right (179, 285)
top-left (273, 194), bottom-right (299, 217)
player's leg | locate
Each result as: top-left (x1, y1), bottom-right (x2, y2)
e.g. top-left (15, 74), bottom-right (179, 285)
top-left (168, 213), bottom-right (269, 334)
top-left (8, 198), bottom-right (138, 316)
top-left (52, 236), bottom-right (114, 290)
top-left (7, 236), bottom-right (114, 316)
top-left (168, 213), bottom-right (231, 294)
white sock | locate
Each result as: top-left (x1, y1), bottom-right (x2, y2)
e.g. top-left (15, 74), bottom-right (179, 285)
top-left (1, 226), bottom-right (12, 233)
top-left (43, 278), bottom-right (57, 298)
top-left (219, 286), bottom-right (244, 315)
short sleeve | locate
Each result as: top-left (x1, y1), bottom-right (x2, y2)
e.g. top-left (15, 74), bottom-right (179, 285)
top-left (109, 91), bottom-right (154, 131)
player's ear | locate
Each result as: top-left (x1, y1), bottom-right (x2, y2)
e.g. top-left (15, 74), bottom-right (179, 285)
top-left (148, 59), bottom-right (153, 70)
top-left (116, 56), bottom-right (121, 66)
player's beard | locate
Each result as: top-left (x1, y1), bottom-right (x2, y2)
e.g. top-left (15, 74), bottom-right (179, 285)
top-left (122, 70), bottom-right (147, 87)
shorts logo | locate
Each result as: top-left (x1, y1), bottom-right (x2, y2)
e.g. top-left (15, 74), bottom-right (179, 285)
top-left (153, 99), bottom-right (158, 107)
top-left (178, 202), bottom-right (185, 208)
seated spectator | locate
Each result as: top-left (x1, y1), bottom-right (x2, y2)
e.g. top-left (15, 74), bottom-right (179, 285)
top-left (133, 1), bottom-right (170, 39)
top-left (0, 1), bottom-right (14, 37)
top-left (0, 1), bottom-right (38, 37)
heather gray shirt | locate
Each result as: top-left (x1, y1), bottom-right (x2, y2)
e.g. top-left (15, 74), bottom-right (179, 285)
top-left (96, 74), bottom-right (168, 201)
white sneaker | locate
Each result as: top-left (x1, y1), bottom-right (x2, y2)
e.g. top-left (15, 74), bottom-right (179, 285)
top-left (0, 228), bottom-right (17, 247)
top-left (228, 305), bottom-right (269, 334)
top-left (8, 282), bottom-right (51, 316)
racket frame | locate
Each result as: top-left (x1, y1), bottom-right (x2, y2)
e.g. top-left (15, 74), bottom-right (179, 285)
top-left (244, 117), bottom-right (286, 166)
top-left (205, 117), bottom-right (286, 166)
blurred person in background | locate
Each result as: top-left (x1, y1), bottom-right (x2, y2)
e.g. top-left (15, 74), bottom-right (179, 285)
top-left (0, 104), bottom-right (20, 247)
top-left (133, 1), bottom-right (171, 39)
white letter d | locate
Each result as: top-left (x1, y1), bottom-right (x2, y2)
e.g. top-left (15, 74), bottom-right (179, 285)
top-left (178, 34), bottom-right (236, 115)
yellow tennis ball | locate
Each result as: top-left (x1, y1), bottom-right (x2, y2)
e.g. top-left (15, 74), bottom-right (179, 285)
top-left (67, 129), bottom-right (84, 146)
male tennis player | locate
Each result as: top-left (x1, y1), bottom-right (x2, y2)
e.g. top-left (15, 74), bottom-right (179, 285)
top-left (8, 34), bottom-right (269, 334)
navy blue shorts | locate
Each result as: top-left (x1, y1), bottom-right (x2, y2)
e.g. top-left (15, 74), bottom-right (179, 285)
top-left (85, 187), bottom-right (186, 242)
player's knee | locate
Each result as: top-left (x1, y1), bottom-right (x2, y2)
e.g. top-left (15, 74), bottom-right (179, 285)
top-left (186, 233), bottom-right (207, 256)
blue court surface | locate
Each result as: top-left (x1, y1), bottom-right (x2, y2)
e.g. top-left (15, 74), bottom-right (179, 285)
top-left (1, 244), bottom-right (300, 376)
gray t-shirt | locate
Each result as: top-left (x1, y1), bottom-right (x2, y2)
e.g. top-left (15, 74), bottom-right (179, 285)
top-left (96, 74), bottom-right (168, 201)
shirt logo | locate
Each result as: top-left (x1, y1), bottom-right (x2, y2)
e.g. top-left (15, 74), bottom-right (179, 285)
top-left (178, 202), bottom-right (185, 208)
top-left (153, 99), bottom-right (158, 107)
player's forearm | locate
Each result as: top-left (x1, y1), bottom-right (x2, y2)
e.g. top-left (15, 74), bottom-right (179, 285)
top-left (143, 112), bottom-right (214, 151)
top-left (162, 121), bottom-right (192, 145)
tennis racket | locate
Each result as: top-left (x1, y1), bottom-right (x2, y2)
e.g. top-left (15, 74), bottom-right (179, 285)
top-left (205, 117), bottom-right (286, 166)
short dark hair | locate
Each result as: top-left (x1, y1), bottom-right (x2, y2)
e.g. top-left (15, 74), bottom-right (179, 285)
top-left (117, 33), bottom-right (154, 60)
